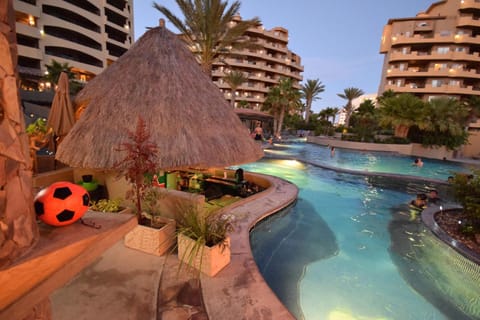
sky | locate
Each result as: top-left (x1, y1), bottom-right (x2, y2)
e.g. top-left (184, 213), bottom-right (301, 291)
top-left (133, 0), bottom-right (435, 113)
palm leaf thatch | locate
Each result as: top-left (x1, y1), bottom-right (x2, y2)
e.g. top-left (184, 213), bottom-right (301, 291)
top-left (56, 21), bottom-right (263, 170)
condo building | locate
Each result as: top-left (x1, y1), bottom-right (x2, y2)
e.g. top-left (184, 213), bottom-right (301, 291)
top-left (14, 0), bottom-right (134, 91)
top-left (379, 0), bottom-right (480, 156)
top-left (212, 16), bottom-right (304, 110)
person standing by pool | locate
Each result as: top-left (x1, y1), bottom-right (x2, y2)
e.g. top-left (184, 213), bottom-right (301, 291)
top-left (253, 122), bottom-right (263, 141)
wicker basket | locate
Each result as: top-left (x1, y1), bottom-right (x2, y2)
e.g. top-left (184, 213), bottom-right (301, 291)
top-left (124, 217), bottom-right (176, 256)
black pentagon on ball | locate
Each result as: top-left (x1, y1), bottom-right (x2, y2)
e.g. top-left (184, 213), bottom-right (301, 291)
top-left (53, 187), bottom-right (72, 200)
top-left (56, 209), bottom-right (75, 222)
top-left (82, 193), bottom-right (90, 206)
top-left (34, 200), bottom-right (44, 215)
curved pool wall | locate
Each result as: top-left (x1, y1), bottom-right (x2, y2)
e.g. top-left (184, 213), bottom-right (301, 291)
top-left (245, 142), bottom-right (480, 320)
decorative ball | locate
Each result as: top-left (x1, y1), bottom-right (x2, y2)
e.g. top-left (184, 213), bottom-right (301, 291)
top-left (34, 181), bottom-right (90, 227)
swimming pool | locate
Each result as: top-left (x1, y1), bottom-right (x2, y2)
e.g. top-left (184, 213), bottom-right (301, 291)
top-left (243, 142), bottom-right (480, 320)
top-left (263, 142), bottom-right (473, 180)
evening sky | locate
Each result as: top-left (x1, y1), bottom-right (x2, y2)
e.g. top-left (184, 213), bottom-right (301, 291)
top-left (134, 0), bottom-right (436, 112)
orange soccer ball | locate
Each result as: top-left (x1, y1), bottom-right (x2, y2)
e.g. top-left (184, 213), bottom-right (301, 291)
top-left (34, 181), bottom-right (90, 227)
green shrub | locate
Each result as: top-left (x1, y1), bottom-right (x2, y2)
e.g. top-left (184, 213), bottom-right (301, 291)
top-left (90, 198), bottom-right (123, 212)
top-left (452, 171), bottom-right (480, 234)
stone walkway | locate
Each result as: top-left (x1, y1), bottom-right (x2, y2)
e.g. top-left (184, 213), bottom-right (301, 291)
top-left (51, 173), bottom-right (298, 320)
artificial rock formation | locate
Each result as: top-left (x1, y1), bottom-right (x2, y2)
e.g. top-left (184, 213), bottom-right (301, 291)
top-left (0, 0), bottom-right (38, 269)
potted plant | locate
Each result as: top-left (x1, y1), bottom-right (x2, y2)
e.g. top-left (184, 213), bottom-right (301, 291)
top-left (176, 204), bottom-right (233, 277)
top-left (115, 117), bottom-right (176, 256)
top-left (89, 198), bottom-right (125, 213)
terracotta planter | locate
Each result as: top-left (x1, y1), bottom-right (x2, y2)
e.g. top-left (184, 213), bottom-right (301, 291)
top-left (124, 217), bottom-right (176, 256)
top-left (177, 233), bottom-right (231, 277)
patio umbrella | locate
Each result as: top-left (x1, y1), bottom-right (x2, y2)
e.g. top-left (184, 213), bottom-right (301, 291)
top-left (46, 71), bottom-right (75, 149)
top-left (56, 20), bottom-right (263, 170)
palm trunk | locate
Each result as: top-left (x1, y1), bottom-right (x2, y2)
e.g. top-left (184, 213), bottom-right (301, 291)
top-left (276, 106), bottom-right (286, 138)
top-left (305, 100), bottom-right (312, 124)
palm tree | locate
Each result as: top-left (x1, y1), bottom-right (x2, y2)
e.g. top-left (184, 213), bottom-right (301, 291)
top-left (44, 60), bottom-right (74, 86)
top-left (276, 77), bottom-right (301, 138)
top-left (323, 107), bottom-right (339, 126)
top-left (425, 97), bottom-right (469, 137)
top-left (301, 79), bottom-right (325, 124)
top-left (43, 60), bottom-right (83, 94)
top-left (153, 0), bottom-right (260, 74)
top-left (263, 78), bottom-right (301, 138)
top-left (337, 87), bottom-right (364, 128)
top-left (377, 93), bottom-right (426, 138)
top-left (224, 70), bottom-right (247, 108)
top-left (263, 86), bottom-right (282, 137)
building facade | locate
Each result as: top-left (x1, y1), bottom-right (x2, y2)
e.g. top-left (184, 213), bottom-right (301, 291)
top-left (14, 0), bottom-right (134, 91)
top-left (379, 0), bottom-right (480, 156)
top-left (212, 16), bottom-right (303, 110)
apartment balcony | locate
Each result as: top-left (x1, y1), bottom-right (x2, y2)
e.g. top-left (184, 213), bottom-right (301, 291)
top-left (14, 0), bottom-right (41, 16)
top-left (457, 16), bottom-right (480, 28)
top-left (460, 0), bottom-right (480, 10)
top-left (391, 33), bottom-right (480, 46)
top-left (15, 23), bottom-right (40, 39)
top-left (384, 83), bottom-right (480, 95)
top-left (44, 54), bottom-right (103, 75)
top-left (388, 50), bottom-right (480, 62)
top-left (386, 67), bottom-right (480, 79)
top-left (246, 28), bottom-right (288, 43)
top-left (17, 44), bottom-right (42, 59)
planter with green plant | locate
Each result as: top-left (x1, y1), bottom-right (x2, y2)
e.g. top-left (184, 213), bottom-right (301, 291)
top-left (451, 171), bottom-right (480, 243)
top-left (176, 204), bottom-right (233, 277)
top-left (115, 117), bottom-right (176, 256)
top-left (89, 198), bottom-right (126, 213)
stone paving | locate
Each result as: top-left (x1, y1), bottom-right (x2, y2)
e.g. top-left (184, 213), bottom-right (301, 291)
top-left (51, 173), bottom-right (298, 320)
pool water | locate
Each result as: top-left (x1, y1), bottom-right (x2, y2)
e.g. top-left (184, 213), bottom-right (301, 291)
top-left (264, 142), bottom-right (473, 180)
top-left (243, 143), bottom-right (480, 320)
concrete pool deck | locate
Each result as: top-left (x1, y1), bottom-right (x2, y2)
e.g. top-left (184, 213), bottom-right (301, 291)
top-left (51, 173), bottom-right (298, 320)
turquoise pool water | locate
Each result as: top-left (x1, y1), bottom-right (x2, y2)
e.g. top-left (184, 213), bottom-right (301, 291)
top-left (264, 142), bottom-right (474, 180)
top-left (243, 142), bottom-right (480, 320)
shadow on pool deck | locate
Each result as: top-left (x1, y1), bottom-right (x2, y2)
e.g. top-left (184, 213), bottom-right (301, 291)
top-left (51, 173), bottom-right (298, 320)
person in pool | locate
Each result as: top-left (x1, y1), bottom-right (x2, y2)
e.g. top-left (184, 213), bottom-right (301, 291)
top-left (427, 189), bottom-right (441, 205)
top-left (412, 157), bottom-right (424, 167)
top-left (409, 193), bottom-right (427, 220)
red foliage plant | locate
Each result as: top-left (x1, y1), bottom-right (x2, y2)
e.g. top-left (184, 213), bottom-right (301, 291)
top-left (114, 117), bottom-right (159, 221)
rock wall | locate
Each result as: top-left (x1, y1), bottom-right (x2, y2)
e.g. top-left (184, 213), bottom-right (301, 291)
top-left (0, 0), bottom-right (39, 269)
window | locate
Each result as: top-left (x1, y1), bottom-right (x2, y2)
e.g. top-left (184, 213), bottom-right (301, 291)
top-left (434, 63), bottom-right (447, 70)
top-left (449, 80), bottom-right (460, 86)
top-left (440, 30), bottom-right (451, 36)
top-left (432, 80), bottom-right (443, 87)
top-left (455, 47), bottom-right (466, 52)
top-left (437, 47), bottom-right (449, 54)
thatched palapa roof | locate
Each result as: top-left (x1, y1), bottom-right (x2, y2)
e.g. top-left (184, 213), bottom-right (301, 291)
top-left (56, 21), bottom-right (263, 171)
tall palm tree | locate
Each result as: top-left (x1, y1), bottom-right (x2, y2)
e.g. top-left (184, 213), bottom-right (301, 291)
top-left (224, 70), bottom-right (247, 108)
top-left (276, 77), bottom-right (301, 138)
top-left (153, 0), bottom-right (260, 74)
top-left (263, 78), bottom-right (301, 138)
top-left (337, 87), bottom-right (364, 128)
top-left (263, 86), bottom-right (282, 137)
top-left (301, 79), bottom-right (325, 124)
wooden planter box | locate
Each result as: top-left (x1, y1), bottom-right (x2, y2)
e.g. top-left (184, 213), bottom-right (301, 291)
top-left (124, 217), bottom-right (176, 256)
top-left (177, 233), bottom-right (231, 277)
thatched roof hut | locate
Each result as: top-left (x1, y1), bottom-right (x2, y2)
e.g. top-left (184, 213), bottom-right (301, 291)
top-left (56, 21), bottom-right (263, 171)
